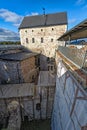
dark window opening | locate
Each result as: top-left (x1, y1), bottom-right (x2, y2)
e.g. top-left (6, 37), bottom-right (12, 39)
top-left (41, 37), bottom-right (43, 43)
top-left (36, 103), bottom-right (41, 111)
top-left (32, 30), bottom-right (34, 32)
top-left (47, 57), bottom-right (50, 62)
top-left (51, 66), bottom-right (53, 70)
top-left (52, 28), bottom-right (54, 31)
top-left (26, 38), bottom-right (28, 43)
top-left (51, 39), bottom-right (53, 42)
top-left (32, 38), bottom-right (35, 43)
top-left (41, 29), bottom-right (43, 31)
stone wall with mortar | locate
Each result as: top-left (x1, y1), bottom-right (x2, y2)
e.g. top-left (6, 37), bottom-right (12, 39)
top-left (19, 25), bottom-right (67, 70)
top-left (20, 56), bottom-right (38, 83)
top-left (0, 81), bottom-right (55, 129)
top-left (20, 25), bottom-right (67, 58)
top-left (0, 56), bottom-right (38, 84)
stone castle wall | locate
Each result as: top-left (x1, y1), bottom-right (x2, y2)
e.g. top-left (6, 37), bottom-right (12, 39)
top-left (20, 25), bottom-right (67, 58)
top-left (0, 56), bottom-right (38, 84)
top-left (20, 56), bottom-right (38, 83)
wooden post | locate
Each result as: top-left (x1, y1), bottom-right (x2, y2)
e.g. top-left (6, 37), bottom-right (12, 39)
top-left (32, 97), bottom-right (35, 119)
top-left (46, 86), bottom-right (49, 119)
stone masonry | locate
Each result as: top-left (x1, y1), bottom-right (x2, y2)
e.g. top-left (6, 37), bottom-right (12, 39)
top-left (20, 25), bottom-right (67, 70)
top-left (20, 25), bottom-right (67, 58)
top-left (0, 54), bottom-right (39, 84)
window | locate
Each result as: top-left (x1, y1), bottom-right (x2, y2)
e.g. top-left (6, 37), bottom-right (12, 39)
top-left (25, 30), bottom-right (27, 33)
top-left (32, 38), bottom-right (35, 43)
top-left (36, 103), bottom-right (41, 111)
top-left (51, 66), bottom-right (53, 71)
top-left (26, 38), bottom-right (28, 43)
top-left (47, 57), bottom-right (50, 62)
top-left (41, 37), bottom-right (43, 43)
top-left (41, 29), bottom-right (43, 31)
top-left (51, 38), bottom-right (53, 42)
top-left (52, 28), bottom-right (54, 31)
top-left (48, 65), bottom-right (54, 71)
top-left (32, 30), bottom-right (34, 32)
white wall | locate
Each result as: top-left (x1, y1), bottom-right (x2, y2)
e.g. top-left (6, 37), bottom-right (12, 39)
top-left (52, 60), bottom-right (87, 130)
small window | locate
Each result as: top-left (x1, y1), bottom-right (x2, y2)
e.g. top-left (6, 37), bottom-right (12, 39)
top-left (52, 28), bottom-right (54, 31)
top-left (51, 66), bottom-right (53, 71)
top-left (41, 37), bottom-right (43, 43)
top-left (47, 57), bottom-right (50, 62)
top-left (36, 103), bottom-right (41, 111)
top-left (41, 29), bottom-right (43, 31)
top-left (32, 30), bottom-right (34, 32)
top-left (26, 38), bottom-right (28, 43)
top-left (32, 38), bottom-right (35, 43)
top-left (25, 30), bottom-right (27, 33)
top-left (51, 39), bottom-right (53, 42)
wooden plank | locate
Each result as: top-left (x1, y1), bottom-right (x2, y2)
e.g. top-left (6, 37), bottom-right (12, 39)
top-left (46, 87), bottom-right (49, 119)
top-left (76, 96), bottom-right (87, 100)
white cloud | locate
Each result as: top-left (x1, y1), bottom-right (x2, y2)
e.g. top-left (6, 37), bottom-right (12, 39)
top-left (0, 8), bottom-right (39, 28)
top-left (26, 12), bottom-right (39, 16)
top-left (0, 8), bottom-right (23, 27)
top-left (31, 12), bottom-right (39, 16)
top-left (13, 23), bottom-right (21, 27)
top-left (68, 19), bottom-right (76, 24)
top-left (75, 0), bottom-right (85, 5)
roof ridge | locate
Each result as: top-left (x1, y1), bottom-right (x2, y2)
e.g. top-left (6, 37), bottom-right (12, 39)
top-left (19, 12), bottom-right (67, 29)
top-left (24, 11), bottom-right (67, 18)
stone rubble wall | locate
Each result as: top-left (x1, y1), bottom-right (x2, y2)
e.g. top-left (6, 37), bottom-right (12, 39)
top-left (51, 60), bottom-right (87, 130)
top-left (0, 60), bottom-right (19, 84)
top-left (0, 81), bottom-right (55, 129)
top-left (20, 25), bottom-right (67, 70)
top-left (7, 104), bottom-right (21, 130)
top-left (0, 56), bottom-right (38, 84)
top-left (20, 25), bottom-right (67, 58)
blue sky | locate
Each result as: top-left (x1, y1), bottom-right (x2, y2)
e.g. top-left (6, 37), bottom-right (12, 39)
top-left (0, 0), bottom-right (87, 32)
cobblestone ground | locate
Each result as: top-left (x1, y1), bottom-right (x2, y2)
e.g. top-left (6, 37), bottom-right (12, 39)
top-left (21, 119), bottom-right (51, 130)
